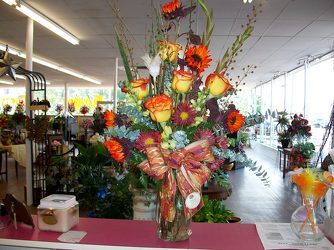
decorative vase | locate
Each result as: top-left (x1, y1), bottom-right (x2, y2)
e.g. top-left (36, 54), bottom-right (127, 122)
top-left (132, 188), bottom-right (157, 221)
top-left (156, 190), bottom-right (191, 241)
top-left (324, 187), bottom-right (334, 241)
top-left (291, 190), bottom-right (329, 241)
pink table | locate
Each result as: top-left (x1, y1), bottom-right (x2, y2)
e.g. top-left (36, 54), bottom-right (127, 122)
top-left (0, 216), bottom-right (265, 250)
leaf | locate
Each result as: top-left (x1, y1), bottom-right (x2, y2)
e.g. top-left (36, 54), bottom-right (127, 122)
top-left (139, 172), bottom-right (148, 189)
top-left (115, 29), bottom-right (133, 82)
top-left (198, 0), bottom-right (214, 47)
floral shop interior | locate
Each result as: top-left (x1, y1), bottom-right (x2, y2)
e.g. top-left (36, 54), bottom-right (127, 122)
top-left (0, 0), bottom-right (334, 249)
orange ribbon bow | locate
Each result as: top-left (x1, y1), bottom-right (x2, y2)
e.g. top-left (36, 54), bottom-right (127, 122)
top-left (138, 140), bottom-right (214, 222)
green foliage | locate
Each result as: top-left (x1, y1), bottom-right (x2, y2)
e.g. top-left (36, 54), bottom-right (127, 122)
top-left (94, 176), bottom-right (133, 219)
top-left (126, 150), bottom-right (161, 190)
top-left (198, 0), bottom-right (214, 47)
top-left (108, 125), bottom-right (140, 141)
top-left (72, 142), bottom-right (111, 210)
top-left (46, 154), bottom-right (75, 194)
top-left (118, 106), bottom-right (156, 129)
top-left (211, 170), bottom-right (231, 190)
top-left (293, 142), bottom-right (315, 159)
top-left (115, 29), bottom-right (134, 83)
top-left (216, 25), bottom-right (254, 73)
top-left (193, 195), bottom-right (234, 223)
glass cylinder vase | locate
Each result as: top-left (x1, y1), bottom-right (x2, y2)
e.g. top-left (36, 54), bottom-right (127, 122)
top-left (156, 190), bottom-right (191, 241)
top-left (291, 192), bottom-right (329, 241)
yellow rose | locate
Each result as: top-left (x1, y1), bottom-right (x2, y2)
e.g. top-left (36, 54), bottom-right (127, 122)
top-left (205, 72), bottom-right (232, 97)
top-left (130, 78), bottom-right (149, 100)
top-left (160, 41), bottom-right (181, 62)
top-left (171, 70), bottom-right (195, 93)
top-left (144, 94), bottom-right (173, 123)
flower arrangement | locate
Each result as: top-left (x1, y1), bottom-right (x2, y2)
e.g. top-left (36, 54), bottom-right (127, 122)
top-left (80, 105), bottom-right (89, 115)
top-left (15, 101), bottom-right (24, 112)
top-left (81, 118), bottom-right (93, 130)
top-left (290, 168), bottom-right (333, 240)
top-left (2, 104), bottom-right (12, 114)
top-left (68, 101), bottom-right (75, 113)
top-left (0, 113), bottom-right (8, 128)
top-left (288, 114), bottom-right (312, 142)
top-left (55, 103), bottom-right (64, 114)
top-left (109, 0), bottom-right (267, 240)
top-left (12, 102), bottom-right (26, 125)
top-left (289, 142), bottom-right (315, 169)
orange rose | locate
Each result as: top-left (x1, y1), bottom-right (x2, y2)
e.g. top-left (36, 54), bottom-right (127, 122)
top-left (144, 94), bottom-right (173, 123)
top-left (160, 41), bottom-right (181, 62)
top-left (171, 70), bottom-right (194, 93)
top-left (130, 78), bottom-right (149, 100)
top-left (205, 72), bottom-right (232, 97)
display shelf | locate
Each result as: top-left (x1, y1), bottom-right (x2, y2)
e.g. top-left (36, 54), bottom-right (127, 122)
top-left (29, 105), bottom-right (48, 111)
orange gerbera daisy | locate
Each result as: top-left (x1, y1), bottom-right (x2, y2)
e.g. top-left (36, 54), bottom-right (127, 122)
top-left (185, 43), bottom-right (212, 75)
top-left (104, 139), bottom-right (125, 163)
top-left (162, 0), bottom-right (181, 15)
top-left (227, 111), bottom-right (245, 133)
top-left (104, 110), bottom-right (115, 128)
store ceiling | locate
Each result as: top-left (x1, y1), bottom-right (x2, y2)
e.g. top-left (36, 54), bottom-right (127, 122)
top-left (0, 0), bottom-right (333, 88)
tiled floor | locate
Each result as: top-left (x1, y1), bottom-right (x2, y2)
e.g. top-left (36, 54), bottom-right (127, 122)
top-left (225, 142), bottom-right (301, 223)
top-left (0, 142), bottom-right (302, 221)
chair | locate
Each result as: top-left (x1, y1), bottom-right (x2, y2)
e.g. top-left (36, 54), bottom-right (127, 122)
top-left (0, 149), bottom-right (8, 181)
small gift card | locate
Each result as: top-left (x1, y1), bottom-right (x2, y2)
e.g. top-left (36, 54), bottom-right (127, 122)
top-left (185, 192), bottom-right (201, 209)
top-left (57, 231), bottom-right (87, 243)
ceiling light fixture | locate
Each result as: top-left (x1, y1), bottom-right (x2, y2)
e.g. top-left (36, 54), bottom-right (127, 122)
top-left (243, 0), bottom-right (253, 3)
top-left (2, 0), bottom-right (80, 45)
top-left (0, 43), bottom-right (101, 84)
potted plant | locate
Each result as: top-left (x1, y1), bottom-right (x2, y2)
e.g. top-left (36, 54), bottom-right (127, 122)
top-left (275, 111), bottom-right (291, 148)
top-left (289, 142), bottom-right (315, 169)
top-left (192, 195), bottom-right (236, 223)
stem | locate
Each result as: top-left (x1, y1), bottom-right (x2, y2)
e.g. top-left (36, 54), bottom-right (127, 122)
top-left (299, 194), bottom-right (317, 235)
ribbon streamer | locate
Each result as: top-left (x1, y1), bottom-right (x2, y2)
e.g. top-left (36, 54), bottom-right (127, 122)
top-left (138, 140), bottom-right (214, 222)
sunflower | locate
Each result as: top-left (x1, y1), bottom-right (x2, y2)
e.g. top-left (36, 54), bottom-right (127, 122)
top-left (227, 111), bottom-right (245, 133)
top-left (135, 131), bottom-right (162, 152)
top-left (104, 139), bottom-right (125, 163)
top-left (185, 43), bottom-right (212, 75)
top-left (162, 0), bottom-right (181, 15)
top-left (172, 101), bottom-right (196, 126)
top-left (104, 110), bottom-right (115, 128)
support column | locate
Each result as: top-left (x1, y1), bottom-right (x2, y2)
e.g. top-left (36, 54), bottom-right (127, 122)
top-left (64, 82), bottom-right (68, 113)
top-left (25, 17), bottom-right (33, 205)
top-left (113, 58), bottom-right (118, 112)
top-left (304, 62), bottom-right (308, 117)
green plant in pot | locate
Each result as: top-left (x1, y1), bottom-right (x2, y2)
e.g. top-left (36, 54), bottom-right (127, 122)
top-left (72, 142), bottom-right (111, 212)
top-left (275, 111), bottom-right (291, 148)
top-left (192, 195), bottom-right (236, 223)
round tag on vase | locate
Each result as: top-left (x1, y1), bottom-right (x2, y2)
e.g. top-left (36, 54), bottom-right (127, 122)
top-left (185, 192), bottom-right (201, 209)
